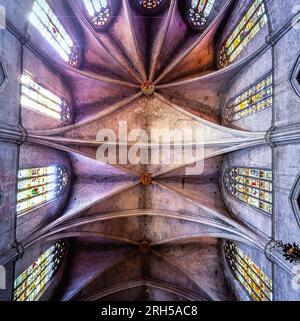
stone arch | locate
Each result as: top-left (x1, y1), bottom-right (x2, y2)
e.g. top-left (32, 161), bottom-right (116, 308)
top-left (289, 173), bottom-right (300, 228)
top-left (0, 56), bottom-right (7, 91)
top-left (291, 51), bottom-right (300, 99)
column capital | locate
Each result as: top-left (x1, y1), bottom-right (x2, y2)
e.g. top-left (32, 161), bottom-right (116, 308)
top-left (265, 126), bottom-right (276, 148)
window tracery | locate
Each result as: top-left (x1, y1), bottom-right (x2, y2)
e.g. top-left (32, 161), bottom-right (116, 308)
top-left (14, 241), bottom-right (66, 301)
top-left (224, 167), bottom-right (272, 214)
top-left (21, 74), bottom-right (72, 123)
top-left (83, 0), bottom-right (112, 29)
top-left (17, 166), bottom-right (69, 215)
top-left (29, 0), bottom-right (80, 67)
top-left (219, 0), bottom-right (268, 68)
top-left (224, 74), bottom-right (272, 122)
top-left (188, 0), bottom-right (215, 28)
top-left (224, 241), bottom-right (272, 301)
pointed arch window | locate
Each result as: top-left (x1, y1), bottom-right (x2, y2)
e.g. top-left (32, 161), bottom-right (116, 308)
top-left (83, 0), bottom-right (113, 29)
top-left (14, 241), bottom-right (66, 301)
top-left (219, 0), bottom-right (268, 68)
top-left (224, 241), bottom-right (272, 301)
top-left (17, 166), bottom-right (69, 215)
top-left (224, 73), bottom-right (272, 122)
top-left (224, 167), bottom-right (272, 214)
top-left (188, 0), bottom-right (215, 28)
top-left (29, 0), bottom-right (80, 67)
top-left (21, 74), bottom-right (72, 123)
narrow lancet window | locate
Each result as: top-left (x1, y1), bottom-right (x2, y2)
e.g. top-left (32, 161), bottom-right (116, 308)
top-left (219, 0), bottom-right (268, 68)
top-left (14, 241), bottom-right (66, 301)
top-left (29, 0), bottom-right (80, 67)
top-left (224, 241), bottom-right (272, 301)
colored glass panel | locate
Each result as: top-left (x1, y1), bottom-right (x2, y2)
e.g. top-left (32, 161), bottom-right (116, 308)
top-left (14, 242), bottom-right (66, 301)
top-left (83, 0), bottom-right (111, 27)
top-left (224, 167), bottom-right (272, 214)
top-left (219, 0), bottom-right (268, 67)
top-left (139, 0), bottom-right (163, 10)
top-left (224, 74), bottom-right (272, 122)
top-left (189, 0), bottom-right (215, 27)
top-left (29, 0), bottom-right (79, 67)
top-left (17, 166), bottom-right (69, 215)
top-left (224, 241), bottom-right (272, 301)
top-left (21, 74), bottom-right (72, 123)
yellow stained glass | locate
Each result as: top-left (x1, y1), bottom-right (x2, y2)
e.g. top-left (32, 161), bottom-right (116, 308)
top-left (224, 75), bottom-right (272, 122)
top-left (139, 0), bottom-right (163, 10)
top-left (219, 0), bottom-right (268, 68)
top-left (14, 242), bottom-right (66, 301)
top-left (224, 241), bottom-right (272, 301)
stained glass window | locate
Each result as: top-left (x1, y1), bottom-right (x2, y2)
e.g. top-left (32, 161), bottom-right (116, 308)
top-left (83, 0), bottom-right (111, 28)
top-left (138, 0), bottom-right (163, 10)
top-left (188, 0), bottom-right (215, 28)
top-left (17, 166), bottom-right (69, 215)
top-left (29, 0), bottom-right (80, 67)
top-left (219, 0), bottom-right (268, 68)
top-left (14, 241), bottom-right (66, 301)
top-left (21, 74), bottom-right (72, 123)
top-left (224, 74), bottom-right (272, 122)
top-left (224, 241), bottom-right (272, 301)
top-left (224, 167), bottom-right (272, 214)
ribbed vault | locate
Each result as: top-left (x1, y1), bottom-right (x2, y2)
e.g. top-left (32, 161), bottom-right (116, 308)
top-left (14, 0), bottom-right (282, 301)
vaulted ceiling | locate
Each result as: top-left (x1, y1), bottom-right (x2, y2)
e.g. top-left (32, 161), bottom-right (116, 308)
top-left (18, 0), bottom-right (270, 301)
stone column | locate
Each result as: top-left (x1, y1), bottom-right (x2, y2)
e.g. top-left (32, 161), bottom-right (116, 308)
top-left (267, 124), bottom-right (300, 146)
top-left (0, 122), bottom-right (27, 145)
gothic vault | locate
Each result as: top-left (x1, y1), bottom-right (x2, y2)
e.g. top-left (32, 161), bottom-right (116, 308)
top-left (0, 0), bottom-right (300, 301)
